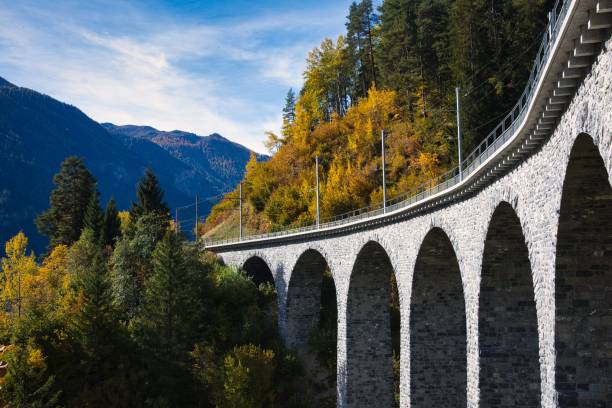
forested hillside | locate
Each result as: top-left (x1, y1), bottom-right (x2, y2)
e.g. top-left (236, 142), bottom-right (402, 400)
top-left (204, 0), bottom-right (554, 238)
top-left (0, 158), bottom-right (333, 407)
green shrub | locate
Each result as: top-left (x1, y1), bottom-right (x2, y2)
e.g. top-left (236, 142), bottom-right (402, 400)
top-left (216, 344), bottom-right (276, 408)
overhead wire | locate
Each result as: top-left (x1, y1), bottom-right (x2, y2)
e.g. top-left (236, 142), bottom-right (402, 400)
top-left (463, 28), bottom-right (545, 98)
top-left (464, 106), bottom-right (514, 135)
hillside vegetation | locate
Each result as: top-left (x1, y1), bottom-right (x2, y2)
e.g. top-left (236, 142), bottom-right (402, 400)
top-left (204, 0), bottom-right (554, 238)
top-left (0, 158), bottom-right (331, 407)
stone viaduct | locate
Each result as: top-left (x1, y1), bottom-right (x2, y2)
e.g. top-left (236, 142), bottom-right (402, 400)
top-left (205, 1), bottom-right (612, 406)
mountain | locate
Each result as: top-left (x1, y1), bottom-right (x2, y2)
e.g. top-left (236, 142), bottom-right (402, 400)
top-left (0, 76), bottom-right (264, 252)
top-left (102, 124), bottom-right (267, 197)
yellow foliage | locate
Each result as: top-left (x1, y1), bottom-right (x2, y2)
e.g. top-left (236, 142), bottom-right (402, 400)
top-left (118, 211), bottom-right (131, 234)
top-left (0, 232), bottom-right (38, 324)
top-left (27, 347), bottom-right (46, 369)
top-left (413, 152), bottom-right (440, 181)
top-left (39, 245), bottom-right (69, 292)
top-left (39, 244), bottom-right (78, 320)
top-left (0, 233), bottom-right (77, 331)
top-left (218, 345), bottom-right (276, 408)
top-left (205, 81), bottom-right (452, 237)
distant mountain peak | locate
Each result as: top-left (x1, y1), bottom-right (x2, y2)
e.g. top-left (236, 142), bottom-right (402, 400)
top-left (0, 83), bottom-right (262, 252)
top-left (0, 77), bottom-right (16, 88)
top-left (103, 123), bottom-right (234, 145)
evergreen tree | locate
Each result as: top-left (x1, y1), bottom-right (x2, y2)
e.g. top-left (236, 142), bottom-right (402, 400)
top-left (36, 156), bottom-right (96, 248)
top-left (108, 237), bottom-right (140, 319)
top-left (346, 0), bottom-right (378, 100)
top-left (129, 168), bottom-right (170, 221)
top-left (69, 229), bottom-right (119, 389)
top-left (377, 0), bottom-right (452, 115)
top-left (136, 231), bottom-right (199, 359)
top-left (448, 0), bottom-right (553, 147)
top-left (100, 197), bottom-right (121, 248)
top-left (303, 36), bottom-right (352, 120)
top-left (281, 88), bottom-right (296, 138)
top-left (1, 344), bottom-right (60, 408)
top-left (83, 191), bottom-right (103, 242)
top-left (110, 212), bottom-right (169, 319)
top-left (377, 0), bottom-right (419, 109)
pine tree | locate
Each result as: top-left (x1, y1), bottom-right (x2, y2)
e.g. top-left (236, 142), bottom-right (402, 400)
top-left (36, 156), bottom-right (96, 248)
top-left (1, 344), bottom-right (61, 408)
top-left (129, 168), bottom-right (170, 221)
top-left (110, 212), bottom-right (169, 319)
top-left (70, 229), bottom-right (119, 389)
top-left (346, 0), bottom-right (378, 100)
top-left (100, 197), bottom-right (121, 248)
top-left (281, 88), bottom-right (296, 138)
top-left (137, 231), bottom-right (198, 359)
top-left (83, 191), bottom-right (103, 241)
top-left (303, 36), bottom-right (352, 120)
top-left (377, 0), bottom-right (420, 110)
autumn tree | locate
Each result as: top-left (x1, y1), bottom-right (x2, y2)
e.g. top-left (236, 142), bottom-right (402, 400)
top-left (1, 343), bottom-right (60, 408)
top-left (0, 232), bottom-right (38, 325)
top-left (303, 36), bottom-right (352, 121)
top-left (215, 345), bottom-right (276, 408)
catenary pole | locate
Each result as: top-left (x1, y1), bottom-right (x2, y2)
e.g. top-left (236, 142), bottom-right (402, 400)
top-left (382, 130), bottom-right (387, 213)
top-left (456, 87), bottom-right (463, 181)
top-left (194, 193), bottom-right (199, 243)
top-left (239, 182), bottom-right (243, 240)
top-left (315, 156), bottom-right (320, 227)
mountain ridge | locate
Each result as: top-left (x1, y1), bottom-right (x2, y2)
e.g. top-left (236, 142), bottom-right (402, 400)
top-left (0, 76), bottom-right (263, 251)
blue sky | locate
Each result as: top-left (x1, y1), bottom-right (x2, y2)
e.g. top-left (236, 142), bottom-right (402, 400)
top-left (0, 0), bottom-right (356, 152)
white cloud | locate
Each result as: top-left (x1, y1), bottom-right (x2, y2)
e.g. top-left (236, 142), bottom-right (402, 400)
top-left (0, 1), bottom-right (348, 153)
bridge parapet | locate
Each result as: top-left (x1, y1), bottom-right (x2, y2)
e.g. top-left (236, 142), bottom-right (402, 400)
top-left (205, 0), bottom-right (610, 252)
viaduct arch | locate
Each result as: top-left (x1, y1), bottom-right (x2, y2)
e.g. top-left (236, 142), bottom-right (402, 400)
top-left (479, 202), bottom-right (540, 407)
top-left (345, 241), bottom-right (397, 407)
top-left (285, 248), bottom-right (333, 349)
top-left (555, 134), bottom-right (612, 406)
top-left (242, 255), bottom-right (275, 287)
top-left (410, 227), bottom-right (467, 407)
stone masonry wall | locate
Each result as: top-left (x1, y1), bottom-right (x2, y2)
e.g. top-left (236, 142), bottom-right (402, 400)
top-left (215, 39), bottom-right (612, 408)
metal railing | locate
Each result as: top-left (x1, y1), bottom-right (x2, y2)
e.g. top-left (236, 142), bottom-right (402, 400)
top-left (205, 0), bottom-right (571, 248)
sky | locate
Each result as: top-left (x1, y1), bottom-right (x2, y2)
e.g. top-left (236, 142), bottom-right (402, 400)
top-left (0, 0), bottom-right (356, 153)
